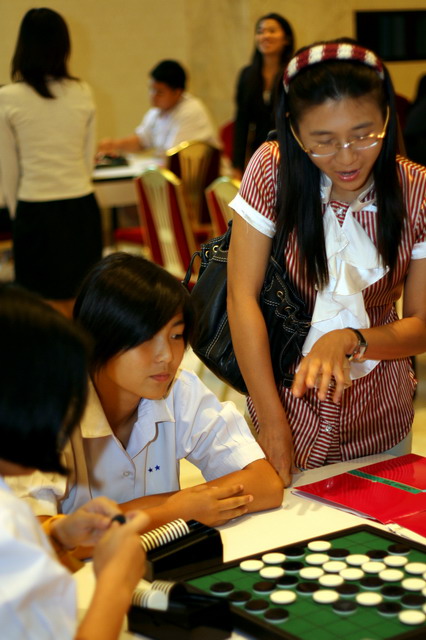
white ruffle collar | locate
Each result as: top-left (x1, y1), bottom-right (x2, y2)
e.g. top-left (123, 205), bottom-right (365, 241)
top-left (302, 174), bottom-right (389, 380)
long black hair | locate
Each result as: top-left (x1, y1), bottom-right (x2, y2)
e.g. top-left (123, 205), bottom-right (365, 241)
top-left (277, 39), bottom-right (405, 289)
top-left (73, 253), bottom-right (195, 372)
top-left (11, 7), bottom-right (76, 98)
top-left (0, 284), bottom-right (89, 473)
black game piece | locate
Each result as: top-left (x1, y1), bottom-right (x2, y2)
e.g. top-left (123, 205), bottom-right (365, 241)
top-left (228, 590), bottom-right (251, 604)
top-left (401, 594), bottom-right (426, 608)
top-left (210, 582), bottom-right (234, 594)
top-left (332, 600), bottom-right (357, 614)
top-left (245, 599), bottom-right (269, 612)
top-left (360, 576), bottom-right (384, 589)
top-left (388, 543), bottom-right (411, 555)
top-left (276, 575), bottom-right (298, 588)
top-left (282, 561), bottom-right (304, 572)
top-left (381, 585), bottom-right (405, 599)
top-left (253, 581), bottom-right (276, 593)
top-left (264, 608), bottom-right (289, 622)
top-left (283, 546), bottom-right (305, 558)
top-left (111, 513), bottom-right (126, 525)
top-left (378, 602), bottom-right (402, 616)
top-left (296, 582), bottom-right (320, 594)
top-left (336, 583), bottom-right (359, 596)
top-left (328, 548), bottom-right (349, 559)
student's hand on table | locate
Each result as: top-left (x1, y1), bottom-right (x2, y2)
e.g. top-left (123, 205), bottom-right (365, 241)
top-left (51, 497), bottom-right (129, 549)
top-left (166, 484), bottom-right (254, 527)
top-left (93, 511), bottom-right (149, 588)
top-left (292, 329), bottom-right (354, 403)
top-left (257, 419), bottom-right (294, 488)
top-left (97, 138), bottom-right (119, 157)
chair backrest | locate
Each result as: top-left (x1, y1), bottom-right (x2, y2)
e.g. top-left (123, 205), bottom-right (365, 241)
top-left (205, 176), bottom-right (241, 237)
top-left (134, 167), bottom-right (196, 278)
top-left (166, 140), bottom-right (220, 225)
top-left (219, 121), bottom-right (234, 161)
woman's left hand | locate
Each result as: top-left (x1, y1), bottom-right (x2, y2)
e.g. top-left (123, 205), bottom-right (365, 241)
top-left (50, 497), bottom-right (128, 550)
top-left (292, 329), bottom-right (356, 403)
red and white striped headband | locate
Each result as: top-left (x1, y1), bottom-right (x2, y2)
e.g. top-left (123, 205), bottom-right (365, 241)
top-left (283, 42), bottom-right (385, 92)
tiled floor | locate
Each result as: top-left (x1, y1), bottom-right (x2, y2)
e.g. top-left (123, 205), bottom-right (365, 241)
top-left (180, 350), bottom-right (426, 488)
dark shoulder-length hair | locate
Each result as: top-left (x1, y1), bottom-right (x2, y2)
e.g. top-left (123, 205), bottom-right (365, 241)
top-left (73, 253), bottom-right (195, 372)
top-left (0, 284), bottom-right (89, 474)
top-left (11, 7), bottom-right (76, 99)
top-left (245, 13), bottom-right (294, 106)
top-left (277, 39), bottom-right (405, 289)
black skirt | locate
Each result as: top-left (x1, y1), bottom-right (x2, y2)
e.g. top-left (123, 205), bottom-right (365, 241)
top-left (13, 193), bottom-right (103, 299)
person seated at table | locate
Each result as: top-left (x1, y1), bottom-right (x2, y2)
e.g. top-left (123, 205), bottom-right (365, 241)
top-left (8, 253), bottom-right (283, 529)
top-left (97, 60), bottom-right (220, 157)
top-left (0, 282), bottom-right (148, 640)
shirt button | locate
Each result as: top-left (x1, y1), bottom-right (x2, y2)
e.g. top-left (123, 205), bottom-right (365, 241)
top-left (323, 424), bottom-right (333, 433)
top-left (122, 471), bottom-right (131, 477)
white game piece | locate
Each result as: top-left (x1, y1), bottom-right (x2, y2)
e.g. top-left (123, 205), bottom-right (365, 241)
top-left (240, 559), bottom-right (264, 572)
top-left (356, 592), bottom-right (383, 606)
top-left (262, 552), bottom-right (286, 565)
top-left (305, 553), bottom-right (329, 565)
top-left (384, 555), bottom-right (407, 568)
top-left (346, 554), bottom-right (369, 566)
top-left (270, 590), bottom-right (297, 605)
top-left (299, 567), bottom-right (324, 580)
top-left (319, 574), bottom-right (344, 588)
top-left (313, 589), bottom-right (340, 604)
top-left (260, 566), bottom-right (285, 579)
top-left (379, 569), bottom-right (405, 582)
top-left (323, 561), bottom-right (347, 573)
top-left (402, 578), bottom-right (426, 591)
top-left (399, 610), bottom-right (426, 625)
top-left (405, 562), bottom-right (426, 575)
top-left (307, 540), bottom-right (331, 552)
top-left (361, 561), bottom-right (386, 574)
top-left (340, 568), bottom-right (364, 581)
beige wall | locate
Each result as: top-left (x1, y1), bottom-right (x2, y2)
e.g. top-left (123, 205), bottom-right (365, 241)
top-left (1, 0), bottom-right (425, 140)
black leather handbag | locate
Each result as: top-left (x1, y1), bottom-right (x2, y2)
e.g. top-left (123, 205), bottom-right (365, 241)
top-left (182, 220), bottom-right (311, 395)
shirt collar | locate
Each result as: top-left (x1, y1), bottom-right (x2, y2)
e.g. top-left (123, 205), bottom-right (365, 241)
top-left (80, 379), bottom-right (176, 439)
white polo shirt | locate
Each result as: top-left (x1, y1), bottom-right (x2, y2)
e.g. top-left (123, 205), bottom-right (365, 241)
top-left (8, 369), bottom-right (263, 516)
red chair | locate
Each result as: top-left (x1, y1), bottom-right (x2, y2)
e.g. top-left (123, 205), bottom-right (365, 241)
top-left (205, 176), bottom-right (240, 237)
top-left (134, 167), bottom-right (197, 280)
top-left (166, 140), bottom-right (220, 227)
top-left (219, 121), bottom-right (234, 163)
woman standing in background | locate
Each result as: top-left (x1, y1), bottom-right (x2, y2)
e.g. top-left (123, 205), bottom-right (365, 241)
top-left (0, 8), bottom-right (102, 318)
top-left (231, 12), bottom-right (294, 180)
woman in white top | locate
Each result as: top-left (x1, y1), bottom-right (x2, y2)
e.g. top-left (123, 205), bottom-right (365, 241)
top-left (0, 283), bottom-right (147, 640)
top-left (0, 8), bottom-right (102, 318)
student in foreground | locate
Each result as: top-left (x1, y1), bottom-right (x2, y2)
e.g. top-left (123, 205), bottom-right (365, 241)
top-left (9, 254), bottom-right (283, 528)
top-left (0, 283), bottom-right (148, 640)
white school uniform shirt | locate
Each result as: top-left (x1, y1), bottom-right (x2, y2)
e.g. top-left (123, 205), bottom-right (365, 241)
top-left (0, 79), bottom-right (96, 217)
top-left (135, 92), bottom-right (220, 152)
top-left (0, 477), bottom-right (76, 639)
top-left (7, 369), bottom-right (264, 516)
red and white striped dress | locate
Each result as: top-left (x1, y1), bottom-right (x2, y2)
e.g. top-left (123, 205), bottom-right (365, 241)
top-left (231, 141), bottom-right (426, 470)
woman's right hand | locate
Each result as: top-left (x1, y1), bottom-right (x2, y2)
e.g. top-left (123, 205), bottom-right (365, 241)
top-left (257, 418), bottom-right (294, 487)
top-left (165, 483), bottom-right (253, 527)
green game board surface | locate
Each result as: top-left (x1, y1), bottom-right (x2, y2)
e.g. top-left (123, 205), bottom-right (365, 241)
top-left (186, 525), bottom-right (426, 640)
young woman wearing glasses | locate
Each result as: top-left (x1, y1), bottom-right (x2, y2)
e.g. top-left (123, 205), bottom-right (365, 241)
top-left (227, 39), bottom-right (426, 486)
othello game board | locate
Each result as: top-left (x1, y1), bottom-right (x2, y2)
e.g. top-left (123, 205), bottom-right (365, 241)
top-left (186, 525), bottom-right (426, 640)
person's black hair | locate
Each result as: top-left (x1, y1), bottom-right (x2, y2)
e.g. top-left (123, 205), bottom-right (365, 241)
top-left (11, 7), bottom-right (76, 99)
top-left (73, 253), bottom-right (195, 371)
top-left (277, 38), bottom-right (405, 289)
top-left (150, 60), bottom-right (186, 90)
top-left (0, 284), bottom-right (89, 474)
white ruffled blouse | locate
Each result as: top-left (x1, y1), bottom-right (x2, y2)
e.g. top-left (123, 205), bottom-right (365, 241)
top-left (301, 175), bottom-right (388, 380)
